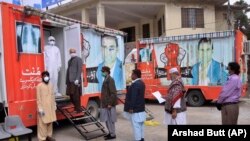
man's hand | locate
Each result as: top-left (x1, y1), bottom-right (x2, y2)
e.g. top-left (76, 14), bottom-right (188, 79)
top-left (211, 99), bottom-right (218, 103)
top-left (129, 109), bottom-right (133, 113)
top-left (172, 109), bottom-right (177, 119)
top-left (38, 110), bottom-right (45, 116)
top-left (107, 105), bottom-right (112, 109)
top-left (74, 80), bottom-right (79, 85)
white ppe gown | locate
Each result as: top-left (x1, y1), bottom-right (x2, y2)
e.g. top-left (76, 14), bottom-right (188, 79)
top-left (44, 45), bottom-right (62, 94)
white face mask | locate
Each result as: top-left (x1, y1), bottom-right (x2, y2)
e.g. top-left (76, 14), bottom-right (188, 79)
top-left (43, 76), bottom-right (50, 82)
top-left (49, 40), bottom-right (55, 46)
top-left (70, 53), bottom-right (77, 57)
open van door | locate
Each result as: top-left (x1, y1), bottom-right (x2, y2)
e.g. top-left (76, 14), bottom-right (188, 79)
top-left (63, 24), bottom-right (82, 68)
top-left (63, 24), bottom-right (85, 92)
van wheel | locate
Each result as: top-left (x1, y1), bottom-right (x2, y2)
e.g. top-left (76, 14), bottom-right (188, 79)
top-left (186, 90), bottom-right (205, 107)
top-left (87, 100), bottom-right (99, 119)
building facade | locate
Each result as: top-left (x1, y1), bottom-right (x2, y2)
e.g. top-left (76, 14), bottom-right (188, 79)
top-left (49, 0), bottom-right (233, 39)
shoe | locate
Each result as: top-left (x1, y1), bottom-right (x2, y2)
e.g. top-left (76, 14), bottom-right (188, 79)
top-left (46, 136), bottom-right (56, 141)
top-left (105, 135), bottom-right (116, 140)
top-left (104, 134), bottom-right (111, 138)
top-left (55, 93), bottom-right (62, 97)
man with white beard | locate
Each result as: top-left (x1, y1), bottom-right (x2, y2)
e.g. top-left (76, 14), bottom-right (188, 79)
top-left (44, 36), bottom-right (62, 97)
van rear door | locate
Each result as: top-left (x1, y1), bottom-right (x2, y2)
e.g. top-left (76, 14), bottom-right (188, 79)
top-left (63, 24), bottom-right (82, 68)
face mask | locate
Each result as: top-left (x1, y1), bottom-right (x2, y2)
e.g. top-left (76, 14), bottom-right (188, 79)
top-left (49, 40), bottom-right (55, 46)
top-left (70, 53), bottom-right (77, 58)
top-left (43, 76), bottom-right (50, 83)
top-left (101, 72), bottom-right (106, 77)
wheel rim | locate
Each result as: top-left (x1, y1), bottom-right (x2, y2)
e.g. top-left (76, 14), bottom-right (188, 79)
top-left (193, 95), bottom-right (199, 102)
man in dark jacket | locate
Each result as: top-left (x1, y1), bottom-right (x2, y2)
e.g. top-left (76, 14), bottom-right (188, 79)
top-left (66, 48), bottom-right (83, 113)
top-left (99, 66), bottom-right (117, 140)
top-left (124, 69), bottom-right (146, 141)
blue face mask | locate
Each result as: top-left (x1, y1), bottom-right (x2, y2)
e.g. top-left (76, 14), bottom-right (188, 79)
top-left (102, 72), bottom-right (106, 77)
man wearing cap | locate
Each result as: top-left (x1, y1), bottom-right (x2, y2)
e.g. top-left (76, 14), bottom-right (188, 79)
top-left (66, 48), bottom-right (83, 113)
top-left (99, 66), bottom-right (117, 140)
top-left (164, 67), bottom-right (187, 125)
top-left (44, 36), bottom-right (62, 97)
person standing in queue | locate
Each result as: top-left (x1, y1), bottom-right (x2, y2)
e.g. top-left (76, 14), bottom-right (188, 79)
top-left (99, 66), bottom-right (117, 140)
top-left (217, 62), bottom-right (242, 125)
top-left (124, 69), bottom-right (146, 141)
top-left (164, 67), bottom-right (187, 125)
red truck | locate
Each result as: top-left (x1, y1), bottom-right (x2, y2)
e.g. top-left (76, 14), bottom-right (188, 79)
top-left (126, 30), bottom-right (249, 106)
top-left (0, 2), bottom-right (126, 126)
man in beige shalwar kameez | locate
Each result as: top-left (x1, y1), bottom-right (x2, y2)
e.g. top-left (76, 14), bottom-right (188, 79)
top-left (36, 71), bottom-right (57, 141)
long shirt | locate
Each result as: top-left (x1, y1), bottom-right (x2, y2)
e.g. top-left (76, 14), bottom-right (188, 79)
top-left (217, 74), bottom-right (242, 104)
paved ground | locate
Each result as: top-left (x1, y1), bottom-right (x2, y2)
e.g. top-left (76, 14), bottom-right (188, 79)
top-left (25, 98), bottom-right (250, 141)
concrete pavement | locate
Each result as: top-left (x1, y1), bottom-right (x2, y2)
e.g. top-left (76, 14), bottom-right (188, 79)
top-left (27, 98), bottom-right (250, 141)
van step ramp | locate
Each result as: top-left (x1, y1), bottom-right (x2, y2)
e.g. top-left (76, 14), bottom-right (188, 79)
top-left (57, 103), bottom-right (107, 140)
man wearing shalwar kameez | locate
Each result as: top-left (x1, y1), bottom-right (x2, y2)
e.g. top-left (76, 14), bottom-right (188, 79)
top-left (36, 71), bottom-right (57, 141)
top-left (164, 67), bottom-right (187, 125)
top-left (99, 66), bottom-right (117, 140)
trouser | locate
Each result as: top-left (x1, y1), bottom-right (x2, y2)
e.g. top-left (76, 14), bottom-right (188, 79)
top-left (105, 110), bottom-right (116, 137)
top-left (131, 118), bottom-right (144, 140)
top-left (221, 103), bottom-right (239, 125)
top-left (48, 69), bottom-right (59, 94)
top-left (37, 118), bottom-right (53, 141)
top-left (66, 83), bottom-right (82, 112)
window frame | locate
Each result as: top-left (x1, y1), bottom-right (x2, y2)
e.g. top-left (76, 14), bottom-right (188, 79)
top-left (181, 8), bottom-right (204, 28)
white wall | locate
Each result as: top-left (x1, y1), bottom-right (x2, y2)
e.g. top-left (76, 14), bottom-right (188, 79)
top-left (112, 1), bottom-right (231, 39)
top-left (215, 9), bottom-right (233, 31)
top-left (117, 1), bottom-right (229, 39)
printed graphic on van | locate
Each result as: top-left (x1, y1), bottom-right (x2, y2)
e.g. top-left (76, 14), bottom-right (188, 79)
top-left (16, 21), bottom-right (41, 54)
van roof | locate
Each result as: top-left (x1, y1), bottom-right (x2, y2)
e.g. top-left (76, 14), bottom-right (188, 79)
top-left (15, 5), bottom-right (127, 36)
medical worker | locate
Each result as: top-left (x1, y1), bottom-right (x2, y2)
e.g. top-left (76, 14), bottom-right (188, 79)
top-left (44, 36), bottom-right (62, 96)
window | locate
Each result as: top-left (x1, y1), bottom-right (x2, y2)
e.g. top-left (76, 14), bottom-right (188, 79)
top-left (142, 23), bottom-right (150, 38)
top-left (158, 18), bottom-right (162, 36)
top-left (120, 26), bottom-right (135, 42)
top-left (181, 8), bottom-right (204, 28)
top-left (16, 21), bottom-right (41, 53)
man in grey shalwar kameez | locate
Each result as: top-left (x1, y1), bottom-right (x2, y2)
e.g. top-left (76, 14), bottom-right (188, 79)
top-left (100, 66), bottom-right (117, 140)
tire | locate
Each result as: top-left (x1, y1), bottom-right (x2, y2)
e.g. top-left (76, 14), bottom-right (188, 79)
top-left (87, 100), bottom-right (99, 119)
top-left (186, 90), bottom-right (205, 107)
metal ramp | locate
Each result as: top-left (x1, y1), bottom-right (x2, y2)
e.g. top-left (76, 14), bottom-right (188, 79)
top-left (56, 100), bottom-right (107, 140)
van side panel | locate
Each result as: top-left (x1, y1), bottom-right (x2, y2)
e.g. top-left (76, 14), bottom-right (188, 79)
top-left (136, 30), bottom-right (247, 101)
top-left (2, 3), bottom-right (44, 126)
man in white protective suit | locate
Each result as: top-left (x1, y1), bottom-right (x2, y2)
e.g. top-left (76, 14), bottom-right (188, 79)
top-left (44, 36), bottom-right (62, 97)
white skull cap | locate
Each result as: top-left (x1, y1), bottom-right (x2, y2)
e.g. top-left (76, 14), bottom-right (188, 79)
top-left (169, 67), bottom-right (178, 74)
top-left (48, 36), bottom-right (55, 41)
